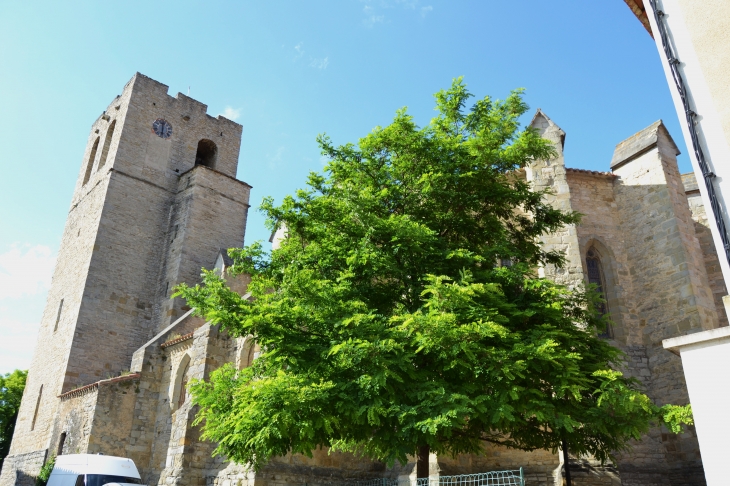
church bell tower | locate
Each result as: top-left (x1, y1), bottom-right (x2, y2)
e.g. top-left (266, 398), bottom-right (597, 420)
top-left (1, 73), bottom-right (251, 483)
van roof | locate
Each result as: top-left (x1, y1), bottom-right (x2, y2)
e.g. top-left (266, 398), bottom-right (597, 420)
top-left (53, 455), bottom-right (141, 478)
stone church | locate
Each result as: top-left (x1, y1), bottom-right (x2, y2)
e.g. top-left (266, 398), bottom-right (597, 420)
top-left (1, 73), bottom-right (726, 486)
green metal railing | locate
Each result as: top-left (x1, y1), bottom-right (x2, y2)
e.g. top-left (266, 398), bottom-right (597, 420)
top-left (341, 469), bottom-right (525, 486)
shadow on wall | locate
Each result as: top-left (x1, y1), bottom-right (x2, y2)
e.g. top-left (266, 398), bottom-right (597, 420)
top-left (15, 470), bottom-right (39, 486)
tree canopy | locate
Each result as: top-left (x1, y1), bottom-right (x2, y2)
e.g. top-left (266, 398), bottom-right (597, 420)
top-left (176, 78), bottom-right (692, 473)
top-left (0, 369), bottom-right (27, 466)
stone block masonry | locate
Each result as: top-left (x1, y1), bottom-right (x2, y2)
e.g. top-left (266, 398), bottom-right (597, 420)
top-left (2, 78), bottom-right (724, 486)
top-left (1, 73), bottom-right (250, 486)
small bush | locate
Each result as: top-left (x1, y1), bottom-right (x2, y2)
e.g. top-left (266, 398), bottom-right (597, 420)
top-left (35, 456), bottom-right (55, 486)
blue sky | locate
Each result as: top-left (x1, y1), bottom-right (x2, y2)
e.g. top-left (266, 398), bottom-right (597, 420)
top-left (0, 1), bottom-right (686, 373)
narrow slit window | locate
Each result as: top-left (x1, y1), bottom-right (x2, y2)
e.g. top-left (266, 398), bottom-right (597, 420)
top-left (83, 138), bottom-right (99, 185)
top-left (31, 385), bottom-right (43, 431)
top-left (98, 120), bottom-right (116, 170)
top-left (586, 249), bottom-right (611, 337)
top-left (54, 299), bottom-right (64, 332)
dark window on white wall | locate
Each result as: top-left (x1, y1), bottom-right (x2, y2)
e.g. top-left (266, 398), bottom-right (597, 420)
top-left (31, 385), bottom-right (43, 431)
top-left (54, 299), bottom-right (64, 332)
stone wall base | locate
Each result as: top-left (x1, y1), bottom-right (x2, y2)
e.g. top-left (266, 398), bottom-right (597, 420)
top-left (562, 461), bottom-right (621, 486)
top-left (617, 465), bottom-right (706, 486)
top-left (0, 449), bottom-right (48, 486)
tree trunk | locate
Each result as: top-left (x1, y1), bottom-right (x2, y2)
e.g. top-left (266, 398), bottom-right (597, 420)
top-left (417, 444), bottom-right (430, 480)
top-left (562, 439), bottom-right (572, 486)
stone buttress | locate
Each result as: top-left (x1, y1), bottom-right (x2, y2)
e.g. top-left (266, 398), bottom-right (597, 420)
top-left (2, 77), bottom-right (728, 486)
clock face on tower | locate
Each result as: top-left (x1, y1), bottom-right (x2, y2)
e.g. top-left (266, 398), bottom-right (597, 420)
top-left (152, 118), bottom-right (173, 139)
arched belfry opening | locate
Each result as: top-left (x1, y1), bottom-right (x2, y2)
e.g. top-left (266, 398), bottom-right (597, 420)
top-left (98, 120), bottom-right (116, 170)
top-left (83, 138), bottom-right (99, 186)
top-left (195, 139), bottom-right (217, 169)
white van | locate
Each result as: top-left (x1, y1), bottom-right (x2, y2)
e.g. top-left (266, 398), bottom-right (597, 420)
top-left (47, 454), bottom-right (143, 486)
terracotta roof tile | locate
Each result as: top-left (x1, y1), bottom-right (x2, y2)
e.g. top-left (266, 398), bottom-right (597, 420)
top-left (565, 168), bottom-right (617, 177)
top-left (59, 373), bottom-right (140, 400)
top-left (161, 332), bottom-right (194, 348)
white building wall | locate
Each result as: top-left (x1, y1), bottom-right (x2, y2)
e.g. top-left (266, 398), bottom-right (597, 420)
top-left (664, 323), bottom-right (730, 486)
top-left (642, 0), bottom-right (730, 286)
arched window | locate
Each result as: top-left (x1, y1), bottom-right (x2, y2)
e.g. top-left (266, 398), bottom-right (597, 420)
top-left (177, 360), bottom-right (190, 409)
top-left (98, 120), bottom-right (116, 170)
top-left (236, 337), bottom-right (261, 371)
top-left (236, 337), bottom-right (253, 370)
top-left (194, 139), bottom-right (217, 168)
top-left (83, 138), bottom-right (99, 185)
top-left (586, 248), bottom-right (611, 337)
top-left (170, 354), bottom-right (191, 411)
top-left (57, 432), bottom-right (67, 456)
top-left (31, 385), bottom-right (43, 431)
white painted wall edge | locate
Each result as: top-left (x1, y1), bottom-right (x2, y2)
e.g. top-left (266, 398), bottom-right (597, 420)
top-left (663, 325), bottom-right (730, 354)
top-left (642, 0), bottom-right (730, 286)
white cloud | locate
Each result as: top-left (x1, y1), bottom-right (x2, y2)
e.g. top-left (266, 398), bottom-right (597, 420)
top-left (361, 0), bottom-right (427, 26)
top-left (294, 42), bottom-right (305, 59)
top-left (220, 106), bottom-right (241, 121)
top-left (267, 146), bottom-right (286, 169)
top-left (0, 244), bottom-right (56, 300)
top-left (363, 6), bottom-right (385, 27)
top-left (0, 315), bottom-right (40, 374)
top-left (0, 244), bottom-right (54, 373)
top-left (396, 0), bottom-right (418, 9)
top-left (310, 57), bottom-right (329, 70)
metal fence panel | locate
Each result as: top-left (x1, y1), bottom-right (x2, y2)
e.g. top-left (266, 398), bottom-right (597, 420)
top-left (341, 469), bottom-right (524, 486)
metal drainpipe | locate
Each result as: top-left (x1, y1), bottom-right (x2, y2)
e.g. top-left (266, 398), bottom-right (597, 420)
top-left (648, 0), bottom-right (730, 266)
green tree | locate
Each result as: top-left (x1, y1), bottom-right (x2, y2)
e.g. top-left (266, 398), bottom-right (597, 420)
top-left (0, 369), bottom-right (28, 467)
top-left (176, 78), bottom-right (692, 476)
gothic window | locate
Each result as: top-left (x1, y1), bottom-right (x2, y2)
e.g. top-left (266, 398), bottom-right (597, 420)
top-left (194, 139), bottom-right (217, 168)
top-left (31, 385), bottom-right (43, 431)
top-left (177, 360), bottom-right (190, 409)
top-left (586, 248), bottom-right (611, 338)
top-left (170, 354), bottom-right (191, 411)
top-left (83, 138), bottom-right (99, 186)
top-left (98, 120), bottom-right (116, 170)
top-left (236, 337), bottom-right (254, 370)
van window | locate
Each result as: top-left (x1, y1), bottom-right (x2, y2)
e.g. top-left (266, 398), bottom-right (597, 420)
top-left (75, 476), bottom-right (85, 486)
top-left (85, 475), bottom-right (141, 486)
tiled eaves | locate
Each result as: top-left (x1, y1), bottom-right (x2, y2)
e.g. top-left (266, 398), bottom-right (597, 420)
top-left (160, 332), bottom-right (194, 349)
top-left (59, 373), bottom-right (141, 400)
top-left (623, 0), bottom-right (653, 38)
top-left (565, 168), bottom-right (617, 178)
